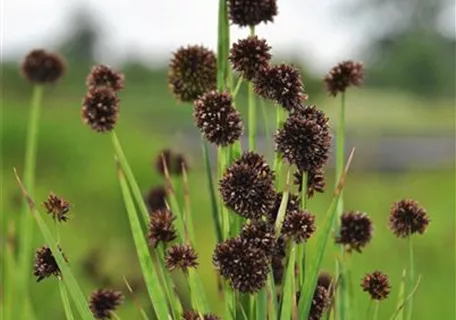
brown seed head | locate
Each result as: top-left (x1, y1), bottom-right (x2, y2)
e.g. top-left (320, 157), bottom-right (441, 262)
top-left (294, 168), bottom-right (326, 198)
top-left (155, 149), bottom-right (189, 176)
top-left (81, 87), bottom-right (119, 133)
top-left (309, 285), bottom-right (331, 320)
top-left (220, 152), bottom-right (275, 219)
top-left (281, 209), bottom-right (316, 243)
top-left (336, 211), bottom-right (373, 253)
top-left (193, 91), bottom-right (243, 146)
top-left (361, 271), bottom-right (391, 300)
top-left (165, 244), bottom-right (198, 273)
top-left (86, 64), bottom-right (124, 92)
top-left (389, 199), bottom-right (430, 238)
top-left (145, 186), bottom-right (167, 213)
top-left (254, 64), bottom-right (306, 111)
top-left (240, 220), bottom-right (276, 258)
top-left (275, 112), bottom-right (331, 172)
top-left (21, 49), bottom-right (65, 84)
top-left (324, 60), bottom-right (363, 96)
top-left (168, 45), bottom-right (217, 102)
top-left (229, 36), bottom-right (272, 81)
top-left (148, 209), bottom-right (176, 248)
top-left (33, 246), bottom-right (67, 282)
top-left (268, 192), bottom-right (300, 225)
top-left (43, 192), bottom-right (71, 223)
top-left (89, 289), bottom-right (124, 319)
top-left (182, 310), bottom-right (221, 320)
top-left (213, 237), bottom-right (269, 293)
top-left (228, 0), bottom-right (278, 27)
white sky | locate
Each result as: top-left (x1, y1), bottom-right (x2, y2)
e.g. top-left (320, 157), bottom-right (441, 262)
top-left (3, 0), bottom-right (370, 72)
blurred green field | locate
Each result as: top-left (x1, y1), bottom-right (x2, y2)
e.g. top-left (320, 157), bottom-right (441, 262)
top-left (1, 67), bottom-right (454, 319)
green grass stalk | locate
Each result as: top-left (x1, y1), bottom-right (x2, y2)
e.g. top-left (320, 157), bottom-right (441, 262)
top-left (59, 281), bottom-right (75, 320)
top-left (248, 26), bottom-right (256, 150)
top-left (405, 236), bottom-right (415, 320)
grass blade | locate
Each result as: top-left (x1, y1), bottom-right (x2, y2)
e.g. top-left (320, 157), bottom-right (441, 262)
top-left (188, 269), bottom-right (210, 313)
top-left (14, 169), bottom-right (93, 320)
top-left (297, 149), bottom-right (355, 317)
top-left (217, 0), bottom-right (230, 90)
top-left (2, 221), bottom-right (16, 320)
top-left (389, 275), bottom-right (422, 320)
top-left (267, 274), bottom-right (278, 320)
top-left (59, 281), bottom-right (75, 320)
top-left (256, 288), bottom-right (267, 320)
top-left (280, 243), bottom-right (296, 320)
top-left (123, 277), bottom-right (151, 320)
top-left (116, 164), bottom-right (171, 320)
top-left (394, 269), bottom-right (406, 320)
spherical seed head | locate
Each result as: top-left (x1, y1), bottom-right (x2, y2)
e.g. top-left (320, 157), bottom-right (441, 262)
top-left (21, 49), bottom-right (65, 84)
top-left (361, 271), bottom-right (391, 300)
top-left (165, 244), bottom-right (198, 273)
top-left (220, 151), bottom-right (275, 219)
top-left (309, 286), bottom-right (331, 320)
top-left (193, 91), bottom-right (244, 146)
top-left (240, 220), bottom-right (276, 258)
top-left (86, 64), bottom-right (125, 92)
top-left (145, 186), bottom-right (167, 212)
top-left (229, 36), bottom-right (272, 81)
top-left (389, 199), bottom-right (430, 238)
top-left (42, 192), bottom-right (71, 223)
top-left (168, 45), bottom-right (217, 102)
top-left (275, 113), bottom-right (332, 172)
top-left (324, 60), bottom-right (364, 96)
top-left (295, 105), bottom-right (331, 130)
top-left (213, 237), bottom-right (269, 293)
top-left (81, 87), bottom-right (119, 133)
top-left (33, 246), bottom-right (65, 282)
top-left (228, 0), bottom-right (278, 27)
top-left (148, 209), bottom-right (176, 248)
top-left (254, 64), bottom-right (306, 112)
top-left (155, 149), bottom-right (189, 176)
top-left (182, 310), bottom-right (221, 320)
top-left (268, 192), bottom-right (300, 224)
top-left (336, 211), bottom-right (373, 253)
top-left (89, 289), bottom-right (124, 319)
top-left (281, 209), bottom-right (316, 243)
top-left (294, 168), bottom-right (326, 198)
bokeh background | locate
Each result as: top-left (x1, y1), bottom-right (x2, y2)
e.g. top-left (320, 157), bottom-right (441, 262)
top-left (1, 0), bottom-right (455, 319)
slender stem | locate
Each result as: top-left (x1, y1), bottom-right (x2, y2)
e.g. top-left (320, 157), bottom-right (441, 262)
top-left (301, 172), bottom-right (308, 209)
top-left (335, 91), bottom-right (346, 320)
top-left (59, 281), bottom-right (75, 320)
top-left (18, 85), bottom-right (44, 319)
top-left (247, 25), bottom-right (256, 150)
top-left (365, 300), bottom-right (373, 319)
top-left (273, 107), bottom-right (285, 188)
top-left (373, 301), bottom-right (380, 320)
top-left (232, 77), bottom-right (243, 99)
top-left (405, 236), bottom-right (415, 320)
top-left (218, 146), bottom-right (230, 239)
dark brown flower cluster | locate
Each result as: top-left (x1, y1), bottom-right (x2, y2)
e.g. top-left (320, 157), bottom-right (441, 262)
top-left (361, 271), bottom-right (391, 300)
top-left (43, 192), bottom-right (71, 222)
top-left (21, 49), bottom-right (65, 84)
top-left (220, 152), bottom-right (275, 219)
top-left (148, 209), bottom-right (176, 248)
top-left (336, 211), bottom-right (373, 253)
top-left (33, 246), bottom-right (66, 282)
top-left (168, 45), bottom-right (217, 102)
top-left (89, 289), bottom-right (124, 319)
top-left (182, 310), bottom-right (221, 320)
top-left (82, 65), bottom-right (123, 132)
top-left (389, 199), bottom-right (430, 238)
top-left (145, 186), bottom-right (167, 212)
top-left (81, 87), bottom-right (119, 133)
top-left (294, 168), bottom-right (326, 198)
top-left (240, 220), bottom-right (276, 258)
top-left (281, 209), bottom-right (316, 243)
top-left (309, 285), bottom-right (331, 320)
top-left (229, 36), bottom-right (272, 81)
top-left (86, 64), bottom-right (124, 92)
top-left (271, 236), bottom-right (286, 284)
top-left (275, 106), bottom-right (331, 173)
top-left (213, 237), bottom-right (269, 293)
top-left (165, 244), bottom-right (198, 273)
top-left (193, 91), bottom-right (243, 146)
top-left (228, 0), bottom-right (278, 27)
top-left (254, 64), bottom-right (306, 111)
top-left (324, 60), bottom-right (363, 96)
top-left (155, 149), bottom-right (189, 176)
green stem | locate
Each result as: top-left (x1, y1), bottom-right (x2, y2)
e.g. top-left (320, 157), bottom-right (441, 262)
top-left (218, 146), bottom-right (230, 239)
top-left (373, 301), bottom-right (380, 320)
top-left (59, 281), bottom-right (75, 320)
top-left (248, 26), bottom-right (256, 150)
top-left (335, 91), bottom-right (346, 320)
top-left (365, 300), bottom-right (373, 319)
top-left (301, 172), bottom-right (308, 209)
top-left (18, 85), bottom-right (44, 319)
top-left (232, 77), bottom-right (243, 98)
top-left (405, 236), bottom-right (414, 320)
top-left (273, 107), bottom-right (285, 188)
